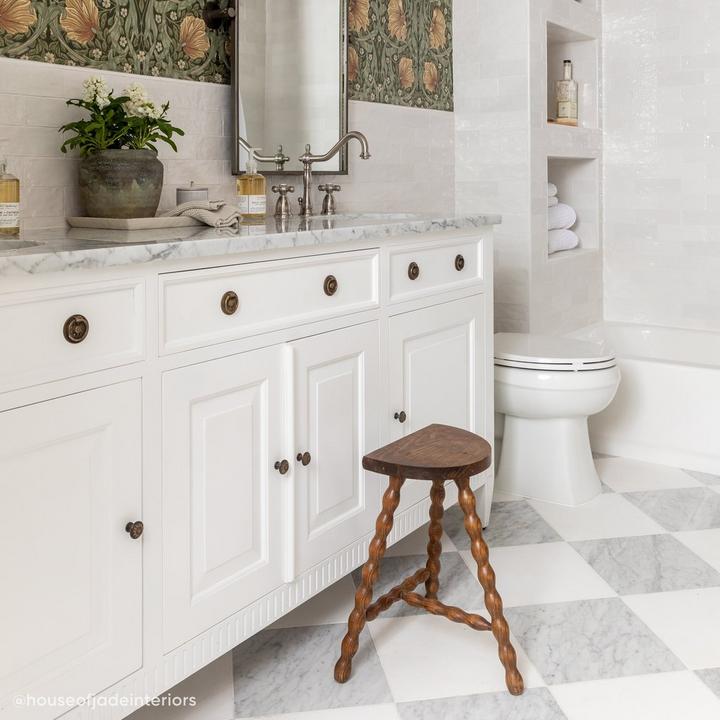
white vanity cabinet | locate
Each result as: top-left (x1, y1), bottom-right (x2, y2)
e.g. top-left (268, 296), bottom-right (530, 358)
top-left (0, 219), bottom-right (495, 720)
top-left (387, 295), bottom-right (487, 511)
top-left (0, 381), bottom-right (142, 711)
top-left (161, 345), bottom-right (288, 652)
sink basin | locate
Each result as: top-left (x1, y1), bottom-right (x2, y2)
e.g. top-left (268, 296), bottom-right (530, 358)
top-left (0, 239), bottom-right (39, 251)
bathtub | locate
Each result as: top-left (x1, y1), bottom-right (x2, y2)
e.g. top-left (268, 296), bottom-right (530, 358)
top-left (571, 322), bottom-right (720, 474)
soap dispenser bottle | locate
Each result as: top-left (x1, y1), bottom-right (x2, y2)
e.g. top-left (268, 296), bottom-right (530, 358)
top-left (0, 142), bottom-right (20, 236)
top-left (236, 148), bottom-right (267, 219)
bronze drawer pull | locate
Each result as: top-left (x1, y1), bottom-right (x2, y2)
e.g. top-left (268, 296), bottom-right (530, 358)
top-left (221, 290), bottom-right (239, 315)
top-left (296, 451), bottom-right (312, 466)
top-left (408, 262), bottom-right (420, 281)
top-left (274, 459), bottom-right (290, 475)
top-left (455, 254), bottom-right (465, 271)
top-left (324, 275), bottom-right (338, 296)
top-left (63, 314), bottom-right (89, 344)
top-left (125, 521), bottom-right (144, 539)
top-left (394, 411), bottom-right (407, 423)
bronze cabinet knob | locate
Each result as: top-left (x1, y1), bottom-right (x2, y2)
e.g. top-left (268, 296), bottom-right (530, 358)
top-left (394, 411), bottom-right (407, 423)
top-left (296, 451), bottom-right (312, 466)
top-left (221, 290), bottom-right (239, 315)
top-left (408, 262), bottom-right (420, 281)
top-left (274, 459), bottom-right (290, 475)
top-left (324, 275), bottom-right (338, 296)
top-left (455, 254), bottom-right (465, 271)
top-left (125, 520), bottom-right (144, 539)
top-left (63, 314), bottom-right (90, 344)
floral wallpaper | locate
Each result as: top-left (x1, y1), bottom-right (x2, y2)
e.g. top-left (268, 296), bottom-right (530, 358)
top-left (347, 0), bottom-right (453, 111)
top-left (0, 0), bottom-right (230, 83)
top-left (0, 0), bottom-right (454, 108)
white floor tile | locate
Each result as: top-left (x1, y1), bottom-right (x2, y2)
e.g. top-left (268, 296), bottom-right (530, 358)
top-left (597, 457), bottom-right (702, 493)
top-left (529, 493), bottom-right (665, 541)
top-left (368, 614), bottom-right (544, 702)
top-left (459, 542), bottom-right (616, 608)
top-left (385, 526), bottom-right (456, 557)
top-left (550, 671), bottom-right (720, 720)
top-left (244, 704), bottom-right (402, 720)
top-left (674, 529), bottom-right (720, 573)
top-left (270, 575), bottom-right (356, 629)
top-left (624, 588), bottom-right (720, 669)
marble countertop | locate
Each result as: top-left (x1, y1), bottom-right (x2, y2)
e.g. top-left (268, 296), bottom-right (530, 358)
top-left (0, 213), bottom-right (501, 277)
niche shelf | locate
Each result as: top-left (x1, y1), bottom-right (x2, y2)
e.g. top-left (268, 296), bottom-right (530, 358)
top-left (547, 156), bottom-right (600, 258)
top-left (546, 21), bottom-right (599, 130)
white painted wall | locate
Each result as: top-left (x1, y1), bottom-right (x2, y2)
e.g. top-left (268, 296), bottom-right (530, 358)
top-left (0, 58), bottom-right (454, 230)
top-left (603, 1), bottom-right (720, 332)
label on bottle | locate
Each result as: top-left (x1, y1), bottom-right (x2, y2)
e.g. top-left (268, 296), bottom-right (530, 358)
top-left (237, 194), bottom-right (267, 216)
top-left (0, 202), bottom-right (20, 228)
top-left (557, 101), bottom-right (578, 120)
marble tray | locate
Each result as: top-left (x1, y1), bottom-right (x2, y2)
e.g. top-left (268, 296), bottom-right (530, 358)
top-left (66, 215), bottom-right (203, 230)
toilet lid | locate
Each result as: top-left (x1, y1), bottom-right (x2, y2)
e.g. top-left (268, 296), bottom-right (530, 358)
top-left (494, 333), bottom-right (616, 371)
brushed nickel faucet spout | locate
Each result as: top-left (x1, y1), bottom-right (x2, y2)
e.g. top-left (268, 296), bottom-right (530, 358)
top-left (298, 131), bottom-right (371, 216)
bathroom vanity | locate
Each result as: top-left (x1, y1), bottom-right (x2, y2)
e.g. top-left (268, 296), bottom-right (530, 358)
top-left (0, 214), bottom-right (497, 719)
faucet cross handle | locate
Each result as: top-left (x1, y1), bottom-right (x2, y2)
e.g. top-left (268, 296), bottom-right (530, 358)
top-left (319, 184), bottom-right (342, 216)
top-left (272, 183), bottom-right (295, 219)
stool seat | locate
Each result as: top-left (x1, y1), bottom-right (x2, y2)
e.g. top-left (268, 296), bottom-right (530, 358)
top-left (362, 424), bottom-right (492, 480)
top-left (334, 424), bottom-right (524, 697)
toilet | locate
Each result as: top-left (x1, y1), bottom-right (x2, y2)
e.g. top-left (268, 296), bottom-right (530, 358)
top-left (494, 333), bottom-right (621, 506)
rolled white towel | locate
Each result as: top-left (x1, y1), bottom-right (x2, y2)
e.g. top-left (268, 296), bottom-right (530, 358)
top-left (547, 182), bottom-right (558, 198)
top-left (547, 195), bottom-right (559, 208)
top-left (548, 202), bottom-right (577, 230)
top-left (548, 228), bottom-right (580, 255)
top-left (162, 200), bottom-right (243, 228)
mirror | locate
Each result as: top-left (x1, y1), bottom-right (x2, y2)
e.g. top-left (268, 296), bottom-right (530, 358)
top-left (233, 0), bottom-right (348, 175)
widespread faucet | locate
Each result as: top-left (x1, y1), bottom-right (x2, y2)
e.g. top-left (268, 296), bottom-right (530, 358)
top-left (298, 131), bottom-right (371, 216)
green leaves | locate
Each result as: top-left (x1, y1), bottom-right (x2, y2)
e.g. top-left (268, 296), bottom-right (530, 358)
top-left (58, 88), bottom-right (184, 155)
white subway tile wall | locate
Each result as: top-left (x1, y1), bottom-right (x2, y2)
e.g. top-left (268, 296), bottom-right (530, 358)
top-left (603, 1), bottom-right (720, 332)
top-left (0, 57), bottom-right (454, 230)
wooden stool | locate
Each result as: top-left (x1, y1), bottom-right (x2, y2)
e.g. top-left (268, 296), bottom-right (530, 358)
top-left (333, 423), bottom-right (524, 696)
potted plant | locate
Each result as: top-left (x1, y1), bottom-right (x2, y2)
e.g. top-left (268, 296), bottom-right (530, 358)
top-left (59, 77), bottom-right (184, 219)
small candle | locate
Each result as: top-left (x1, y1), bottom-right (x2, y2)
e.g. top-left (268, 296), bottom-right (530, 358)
top-left (176, 181), bottom-right (209, 205)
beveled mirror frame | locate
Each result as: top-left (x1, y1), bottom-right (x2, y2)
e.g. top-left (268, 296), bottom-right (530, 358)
top-left (232, 1), bottom-right (349, 176)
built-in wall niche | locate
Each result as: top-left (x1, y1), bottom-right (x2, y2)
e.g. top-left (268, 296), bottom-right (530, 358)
top-left (546, 22), bottom-right (599, 129)
top-left (547, 156), bottom-right (600, 257)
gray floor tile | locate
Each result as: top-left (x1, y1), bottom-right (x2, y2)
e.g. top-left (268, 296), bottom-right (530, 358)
top-left (625, 488), bottom-right (720, 531)
top-left (572, 534), bottom-right (720, 595)
top-left (505, 598), bottom-right (683, 684)
top-left (684, 470), bottom-right (720, 486)
top-left (232, 624), bottom-right (392, 716)
top-left (352, 551), bottom-right (486, 618)
top-left (697, 668), bottom-right (720, 697)
top-left (445, 500), bottom-right (562, 550)
top-left (397, 687), bottom-right (568, 720)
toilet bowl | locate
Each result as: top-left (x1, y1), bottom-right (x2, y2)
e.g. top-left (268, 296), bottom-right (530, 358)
top-left (494, 333), bottom-right (621, 506)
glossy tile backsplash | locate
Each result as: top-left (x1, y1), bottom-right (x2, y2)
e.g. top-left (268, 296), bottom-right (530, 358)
top-left (603, 1), bottom-right (720, 332)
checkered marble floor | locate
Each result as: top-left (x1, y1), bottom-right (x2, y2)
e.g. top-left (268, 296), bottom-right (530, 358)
top-left (232, 457), bottom-right (720, 720)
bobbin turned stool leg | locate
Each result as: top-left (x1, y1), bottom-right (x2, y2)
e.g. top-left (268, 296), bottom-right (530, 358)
top-left (334, 475), bottom-right (404, 683)
top-left (457, 476), bottom-right (524, 696)
top-left (425, 479), bottom-right (445, 599)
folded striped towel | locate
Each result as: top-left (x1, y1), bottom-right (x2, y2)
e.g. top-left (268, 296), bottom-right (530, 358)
top-left (548, 203), bottom-right (577, 230)
top-left (162, 200), bottom-right (243, 228)
top-left (547, 182), bottom-right (558, 198)
top-left (548, 228), bottom-right (580, 254)
top-left (547, 195), bottom-right (559, 208)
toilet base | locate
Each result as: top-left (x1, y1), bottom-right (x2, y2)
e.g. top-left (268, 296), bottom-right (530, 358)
top-left (496, 415), bottom-right (601, 506)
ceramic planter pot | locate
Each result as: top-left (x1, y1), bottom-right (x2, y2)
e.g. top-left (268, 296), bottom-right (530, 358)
top-left (79, 149), bottom-right (164, 218)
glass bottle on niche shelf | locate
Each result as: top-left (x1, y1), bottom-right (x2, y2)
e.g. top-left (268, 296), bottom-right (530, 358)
top-left (555, 60), bottom-right (578, 127)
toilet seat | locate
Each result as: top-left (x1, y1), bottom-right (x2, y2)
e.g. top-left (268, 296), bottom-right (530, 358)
top-left (494, 333), bottom-right (616, 372)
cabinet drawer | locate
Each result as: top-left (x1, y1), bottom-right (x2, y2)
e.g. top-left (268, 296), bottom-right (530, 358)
top-left (160, 250), bottom-right (379, 354)
top-left (388, 237), bottom-right (483, 303)
top-left (0, 279), bottom-right (145, 393)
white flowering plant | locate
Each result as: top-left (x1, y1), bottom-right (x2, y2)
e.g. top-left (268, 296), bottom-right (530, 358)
top-left (59, 76), bottom-right (184, 156)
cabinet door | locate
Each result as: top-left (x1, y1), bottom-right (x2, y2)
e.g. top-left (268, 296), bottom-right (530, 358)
top-left (162, 346), bottom-right (287, 652)
top-left (388, 296), bottom-right (486, 510)
top-left (292, 323), bottom-right (381, 575)
top-left (0, 382), bottom-right (142, 716)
